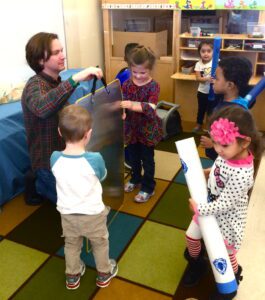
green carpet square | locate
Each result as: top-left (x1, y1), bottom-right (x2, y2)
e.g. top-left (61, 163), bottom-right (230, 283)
top-left (174, 157), bottom-right (214, 185)
top-left (0, 239), bottom-right (48, 300)
top-left (118, 221), bottom-right (187, 295)
top-left (149, 183), bottom-right (192, 230)
top-left (6, 202), bottom-right (63, 254)
top-left (156, 132), bottom-right (200, 153)
top-left (56, 210), bottom-right (143, 269)
top-left (13, 257), bottom-right (97, 300)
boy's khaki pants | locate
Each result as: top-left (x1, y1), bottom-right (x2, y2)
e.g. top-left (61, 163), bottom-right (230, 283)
top-left (61, 206), bottom-right (111, 275)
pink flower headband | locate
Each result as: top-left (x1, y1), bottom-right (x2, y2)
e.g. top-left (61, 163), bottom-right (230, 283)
top-left (210, 118), bottom-right (247, 145)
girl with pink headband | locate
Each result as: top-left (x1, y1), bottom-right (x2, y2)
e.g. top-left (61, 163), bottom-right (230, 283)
top-left (183, 105), bottom-right (264, 300)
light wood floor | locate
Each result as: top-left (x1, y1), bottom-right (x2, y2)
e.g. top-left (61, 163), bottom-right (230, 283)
top-left (237, 153), bottom-right (265, 299)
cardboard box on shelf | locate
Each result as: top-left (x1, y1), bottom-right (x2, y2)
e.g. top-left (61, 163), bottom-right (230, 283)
top-left (112, 30), bottom-right (168, 58)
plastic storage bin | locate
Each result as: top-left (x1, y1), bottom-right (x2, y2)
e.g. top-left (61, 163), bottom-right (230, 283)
top-left (190, 27), bottom-right (201, 37)
top-left (247, 22), bottom-right (265, 38)
top-left (181, 64), bottom-right (194, 74)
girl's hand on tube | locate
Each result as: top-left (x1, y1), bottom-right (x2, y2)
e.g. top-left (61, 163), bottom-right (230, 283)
top-left (120, 100), bottom-right (133, 110)
top-left (189, 198), bottom-right (197, 213)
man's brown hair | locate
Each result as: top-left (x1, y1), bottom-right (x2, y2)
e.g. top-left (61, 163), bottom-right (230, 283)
top-left (26, 32), bottom-right (58, 73)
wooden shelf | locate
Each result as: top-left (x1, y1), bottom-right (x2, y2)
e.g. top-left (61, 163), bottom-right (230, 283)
top-left (178, 33), bottom-right (265, 78)
top-left (171, 72), bottom-right (196, 80)
top-left (249, 76), bottom-right (263, 85)
top-left (171, 72), bottom-right (261, 86)
top-left (180, 58), bottom-right (199, 61)
top-left (180, 33), bottom-right (214, 39)
top-left (180, 33), bottom-right (265, 41)
top-left (102, 6), bottom-right (265, 130)
top-left (243, 49), bottom-right (265, 53)
top-left (221, 49), bottom-right (244, 52)
top-left (180, 47), bottom-right (198, 50)
top-left (180, 48), bottom-right (264, 53)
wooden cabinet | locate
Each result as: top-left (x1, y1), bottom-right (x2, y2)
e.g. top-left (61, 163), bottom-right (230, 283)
top-left (174, 33), bottom-right (265, 85)
top-left (256, 52), bottom-right (265, 78)
top-left (102, 2), bottom-right (178, 102)
top-left (172, 32), bottom-right (265, 131)
top-left (102, 2), bottom-right (265, 129)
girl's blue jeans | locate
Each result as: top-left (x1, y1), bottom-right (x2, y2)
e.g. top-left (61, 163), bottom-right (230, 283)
top-left (126, 143), bottom-right (155, 194)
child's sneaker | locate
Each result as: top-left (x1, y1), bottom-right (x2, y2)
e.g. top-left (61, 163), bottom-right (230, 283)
top-left (192, 126), bottom-right (202, 134)
top-left (124, 181), bottom-right (140, 193)
top-left (66, 260), bottom-right (86, 290)
top-left (134, 191), bottom-right (154, 203)
top-left (96, 259), bottom-right (118, 288)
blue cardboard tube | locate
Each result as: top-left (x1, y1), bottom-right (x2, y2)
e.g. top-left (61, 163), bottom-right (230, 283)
top-left (208, 37), bottom-right (222, 101)
top-left (246, 76), bottom-right (265, 108)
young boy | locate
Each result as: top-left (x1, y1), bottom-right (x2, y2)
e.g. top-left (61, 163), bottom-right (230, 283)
top-left (50, 105), bottom-right (118, 290)
top-left (200, 56), bottom-right (253, 161)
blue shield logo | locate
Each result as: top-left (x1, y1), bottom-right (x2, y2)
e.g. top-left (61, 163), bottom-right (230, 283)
top-left (213, 258), bottom-right (227, 275)
top-left (180, 159), bottom-right (188, 174)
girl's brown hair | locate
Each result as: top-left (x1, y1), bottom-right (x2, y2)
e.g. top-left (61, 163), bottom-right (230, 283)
top-left (58, 105), bottom-right (92, 143)
top-left (127, 45), bottom-right (156, 70)
top-left (209, 105), bottom-right (264, 159)
top-left (197, 40), bottom-right (213, 54)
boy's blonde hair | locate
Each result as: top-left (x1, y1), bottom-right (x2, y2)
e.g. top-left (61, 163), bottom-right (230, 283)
top-left (58, 105), bottom-right (92, 142)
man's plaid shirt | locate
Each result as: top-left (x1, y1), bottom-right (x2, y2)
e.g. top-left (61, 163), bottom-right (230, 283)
top-left (21, 72), bottom-right (75, 171)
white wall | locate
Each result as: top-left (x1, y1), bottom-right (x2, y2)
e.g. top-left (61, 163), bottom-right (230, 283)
top-left (0, 0), bottom-right (105, 95)
top-left (63, 0), bottom-right (104, 70)
top-left (0, 0), bottom-right (66, 87)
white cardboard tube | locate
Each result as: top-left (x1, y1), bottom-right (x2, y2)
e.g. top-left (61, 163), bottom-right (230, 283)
top-left (175, 137), bottom-right (237, 294)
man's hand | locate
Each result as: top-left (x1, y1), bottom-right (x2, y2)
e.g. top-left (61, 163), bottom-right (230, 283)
top-left (72, 67), bottom-right (103, 83)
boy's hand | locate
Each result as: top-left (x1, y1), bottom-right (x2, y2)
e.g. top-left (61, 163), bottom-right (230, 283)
top-left (189, 198), bottom-right (197, 213)
top-left (200, 136), bottom-right (213, 149)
